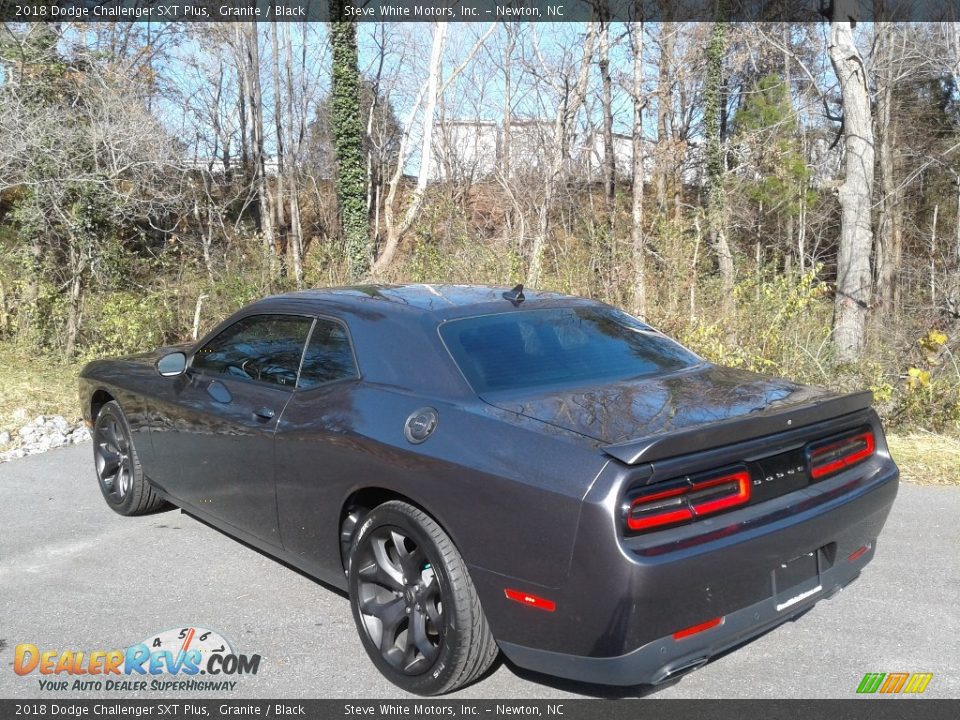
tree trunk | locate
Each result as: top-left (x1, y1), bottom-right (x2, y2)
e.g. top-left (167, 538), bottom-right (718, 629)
top-left (270, 22), bottom-right (287, 276)
top-left (243, 22), bottom-right (275, 278)
top-left (930, 204), bottom-right (938, 307)
top-left (783, 23), bottom-right (796, 272)
top-left (599, 17), bottom-right (616, 228)
top-left (828, 12), bottom-right (875, 363)
top-left (655, 21), bottom-right (674, 214)
top-left (235, 25), bottom-right (250, 178)
top-left (873, 25), bottom-right (902, 314)
top-left (501, 25), bottom-right (516, 180)
top-left (284, 22), bottom-right (303, 287)
top-left (630, 18), bottom-right (647, 318)
top-left (952, 179), bottom-right (960, 317)
top-left (705, 20), bottom-right (735, 302)
top-left (64, 243), bottom-right (84, 359)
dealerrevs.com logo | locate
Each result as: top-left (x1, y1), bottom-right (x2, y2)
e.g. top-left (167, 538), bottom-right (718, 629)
top-left (13, 627), bottom-right (261, 692)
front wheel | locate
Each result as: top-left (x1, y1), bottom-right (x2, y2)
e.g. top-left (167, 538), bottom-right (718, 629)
top-left (348, 501), bottom-right (498, 695)
top-left (93, 400), bottom-right (169, 516)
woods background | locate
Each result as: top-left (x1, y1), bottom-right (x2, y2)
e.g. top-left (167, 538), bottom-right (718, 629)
top-left (1, 16), bottom-right (959, 452)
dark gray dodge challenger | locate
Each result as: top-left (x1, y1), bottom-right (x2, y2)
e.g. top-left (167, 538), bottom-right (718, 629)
top-left (79, 284), bottom-right (899, 695)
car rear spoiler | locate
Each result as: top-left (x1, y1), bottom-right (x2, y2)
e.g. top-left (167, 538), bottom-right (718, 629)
top-left (600, 390), bottom-right (874, 465)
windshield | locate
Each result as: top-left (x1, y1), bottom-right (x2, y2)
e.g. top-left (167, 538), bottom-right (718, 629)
top-left (439, 307), bottom-right (701, 394)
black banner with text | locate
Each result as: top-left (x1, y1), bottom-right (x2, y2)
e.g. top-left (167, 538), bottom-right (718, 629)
top-left (3, 0), bottom-right (960, 23)
top-left (1, 700), bottom-right (960, 720)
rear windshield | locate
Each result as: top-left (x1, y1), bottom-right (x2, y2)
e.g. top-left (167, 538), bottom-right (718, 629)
top-left (439, 307), bottom-right (700, 394)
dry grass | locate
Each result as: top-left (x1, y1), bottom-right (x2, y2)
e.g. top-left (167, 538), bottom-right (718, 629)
top-left (0, 346), bottom-right (83, 446)
top-left (887, 432), bottom-right (960, 485)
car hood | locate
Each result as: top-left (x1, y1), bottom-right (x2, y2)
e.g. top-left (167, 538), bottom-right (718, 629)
top-left (480, 364), bottom-right (841, 447)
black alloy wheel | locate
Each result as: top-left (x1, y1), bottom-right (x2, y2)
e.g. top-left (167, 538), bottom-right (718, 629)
top-left (348, 501), bottom-right (497, 695)
top-left (95, 410), bottom-right (133, 503)
top-left (93, 401), bottom-right (168, 516)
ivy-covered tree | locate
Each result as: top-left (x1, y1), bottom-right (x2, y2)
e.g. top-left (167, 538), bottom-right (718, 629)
top-left (328, 4), bottom-right (370, 280)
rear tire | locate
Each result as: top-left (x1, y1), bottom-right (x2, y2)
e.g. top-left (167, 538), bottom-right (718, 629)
top-left (93, 401), bottom-right (169, 516)
top-left (348, 500), bottom-right (498, 695)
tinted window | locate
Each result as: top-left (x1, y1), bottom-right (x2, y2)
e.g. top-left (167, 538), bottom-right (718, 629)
top-left (192, 315), bottom-right (313, 388)
top-left (298, 319), bottom-right (358, 389)
top-left (440, 308), bottom-right (700, 393)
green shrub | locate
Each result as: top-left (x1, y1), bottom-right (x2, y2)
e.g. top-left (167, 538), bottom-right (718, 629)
top-left (83, 291), bottom-right (175, 359)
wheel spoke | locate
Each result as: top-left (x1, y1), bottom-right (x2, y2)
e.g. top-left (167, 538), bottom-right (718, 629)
top-left (98, 446), bottom-right (121, 477)
top-left (360, 595), bottom-right (406, 627)
top-left (392, 531), bottom-right (426, 578)
top-left (112, 421), bottom-right (129, 452)
top-left (424, 597), bottom-right (442, 627)
top-left (102, 467), bottom-right (120, 489)
top-left (409, 609), bottom-right (438, 663)
top-left (101, 422), bottom-right (120, 452)
top-left (378, 608), bottom-right (407, 659)
top-left (115, 464), bottom-right (128, 498)
top-left (359, 540), bottom-right (404, 592)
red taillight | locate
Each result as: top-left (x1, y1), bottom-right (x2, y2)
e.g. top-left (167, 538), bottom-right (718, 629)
top-left (626, 468), bottom-right (751, 533)
top-left (809, 429), bottom-right (875, 479)
top-left (672, 616), bottom-right (724, 640)
top-left (504, 589), bottom-right (556, 612)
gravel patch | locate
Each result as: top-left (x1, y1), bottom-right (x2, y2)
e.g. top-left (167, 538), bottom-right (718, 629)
top-left (0, 414), bottom-right (90, 462)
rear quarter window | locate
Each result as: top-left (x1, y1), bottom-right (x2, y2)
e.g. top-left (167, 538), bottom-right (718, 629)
top-left (439, 307), bottom-right (700, 394)
top-left (297, 319), bottom-right (358, 389)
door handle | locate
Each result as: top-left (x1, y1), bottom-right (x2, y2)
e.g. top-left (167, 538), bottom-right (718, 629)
top-left (254, 406), bottom-right (275, 420)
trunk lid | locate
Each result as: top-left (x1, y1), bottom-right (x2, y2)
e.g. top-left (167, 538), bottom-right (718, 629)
top-left (481, 364), bottom-right (872, 464)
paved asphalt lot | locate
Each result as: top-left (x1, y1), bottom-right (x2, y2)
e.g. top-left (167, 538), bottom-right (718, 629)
top-left (1, 444), bottom-right (958, 700)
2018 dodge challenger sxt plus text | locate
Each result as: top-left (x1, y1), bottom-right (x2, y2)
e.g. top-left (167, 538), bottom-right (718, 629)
top-left (79, 284), bottom-right (899, 695)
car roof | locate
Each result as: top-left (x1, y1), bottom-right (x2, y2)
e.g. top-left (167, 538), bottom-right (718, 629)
top-left (254, 284), bottom-right (601, 322)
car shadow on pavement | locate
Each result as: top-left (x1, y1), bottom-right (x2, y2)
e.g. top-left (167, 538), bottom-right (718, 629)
top-left (180, 509), bottom-right (350, 600)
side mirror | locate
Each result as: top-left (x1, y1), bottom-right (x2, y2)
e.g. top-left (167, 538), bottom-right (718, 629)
top-left (156, 351), bottom-right (187, 377)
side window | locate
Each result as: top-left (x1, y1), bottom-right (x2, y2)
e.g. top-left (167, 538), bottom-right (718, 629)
top-left (192, 315), bottom-right (313, 388)
top-left (297, 319), bottom-right (358, 390)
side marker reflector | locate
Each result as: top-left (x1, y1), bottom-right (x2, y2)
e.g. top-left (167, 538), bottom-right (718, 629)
top-left (672, 616), bottom-right (723, 640)
top-left (504, 588), bottom-right (556, 612)
top-left (848, 543), bottom-right (872, 562)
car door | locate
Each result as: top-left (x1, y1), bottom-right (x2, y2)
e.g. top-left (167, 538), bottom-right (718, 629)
top-left (149, 313), bottom-right (314, 547)
top-left (273, 316), bottom-right (364, 575)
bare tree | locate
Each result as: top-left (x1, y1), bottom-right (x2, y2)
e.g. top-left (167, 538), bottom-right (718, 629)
top-left (705, 20), bottom-right (735, 302)
top-left (828, 7), bottom-right (874, 363)
top-left (0, 25), bottom-right (190, 355)
top-left (526, 23), bottom-right (598, 287)
top-left (373, 22), bottom-right (495, 275)
top-left (374, 22), bottom-right (448, 275)
top-left (597, 8), bottom-right (616, 229)
top-left (628, 18), bottom-right (647, 317)
top-left (655, 20), bottom-right (675, 214)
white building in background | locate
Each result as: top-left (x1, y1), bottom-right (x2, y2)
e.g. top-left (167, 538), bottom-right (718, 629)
top-left (431, 120), bottom-right (499, 181)
top-left (580, 130), bottom-right (636, 181)
top-left (503, 120), bottom-right (554, 176)
top-left (429, 119), bottom-right (707, 188)
top-left (429, 119), bottom-right (556, 182)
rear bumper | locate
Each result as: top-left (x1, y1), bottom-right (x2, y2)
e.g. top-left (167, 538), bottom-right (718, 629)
top-left (498, 554), bottom-right (863, 686)
top-left (480, 454), bottom-right (898, 685)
